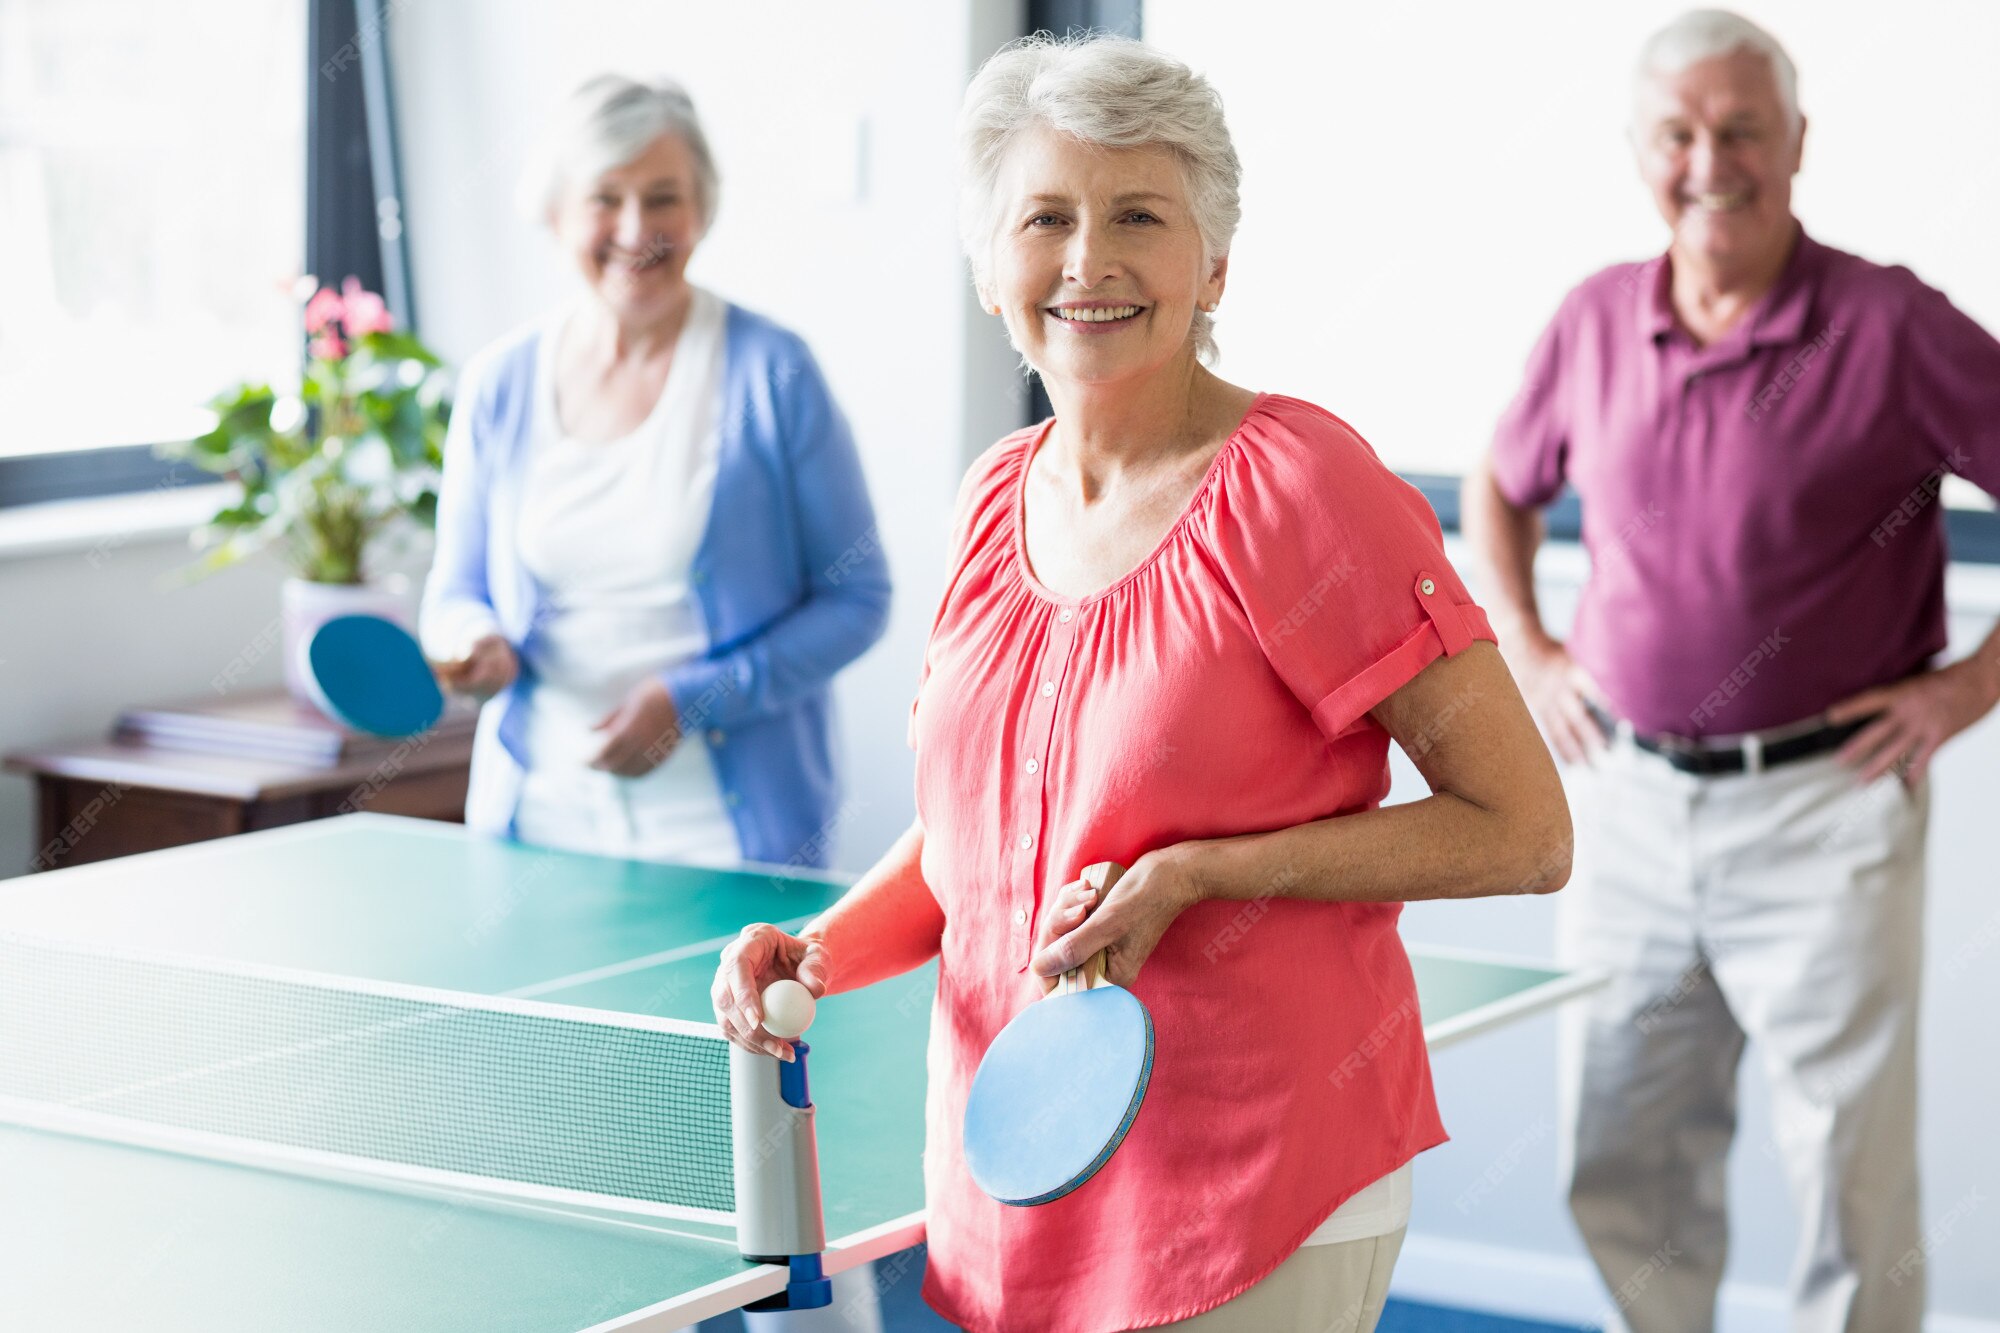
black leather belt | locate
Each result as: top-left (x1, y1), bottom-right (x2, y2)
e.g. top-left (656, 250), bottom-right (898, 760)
top-left (1583, 700), bottom-right (1872, 776)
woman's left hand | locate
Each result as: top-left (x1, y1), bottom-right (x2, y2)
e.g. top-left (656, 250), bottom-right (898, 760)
top-left (1029, 849), bottom-right (1206, 991)
top-left (589, 678), bottom-right (683, 776)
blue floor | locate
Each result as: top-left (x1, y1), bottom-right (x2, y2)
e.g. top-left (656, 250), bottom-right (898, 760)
top-left (697, 1246), bottom-right (1594, 1331)
top-left (1379, 1299), bottom-right (1591, 1332)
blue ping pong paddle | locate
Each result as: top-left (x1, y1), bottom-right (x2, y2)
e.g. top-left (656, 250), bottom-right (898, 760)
top-left (962, 944), bottom-right (1154, 1207)
top-left (300, 614), bottom-right (445, 738)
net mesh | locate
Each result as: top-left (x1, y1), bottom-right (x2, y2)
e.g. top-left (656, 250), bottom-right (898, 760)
top-left (0, 932), bottom-right (734, 1213)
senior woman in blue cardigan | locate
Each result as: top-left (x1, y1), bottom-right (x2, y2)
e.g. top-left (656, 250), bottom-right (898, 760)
top-left (421, 74), bottom-right (890, 871)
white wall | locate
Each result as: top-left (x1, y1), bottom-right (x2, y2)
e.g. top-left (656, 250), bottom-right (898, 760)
top-left (1143, 0), bottom-right (2000, 497)
top-left (389, 0), bottom-right (1028, 868)
top-left (0, 515), bottom-right (286, 860)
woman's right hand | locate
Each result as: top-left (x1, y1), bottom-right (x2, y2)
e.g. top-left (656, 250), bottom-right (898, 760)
top-left (712, 923), bottom-right (832, 1060)
top-left (432, 634), bottom-right (518, 702)
top-left (1510, 634), bottom-right (1606, 765)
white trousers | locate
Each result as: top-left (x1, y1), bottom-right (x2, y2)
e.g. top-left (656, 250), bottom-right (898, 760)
top-left (1557, 739), bottom-right (1930, 1333)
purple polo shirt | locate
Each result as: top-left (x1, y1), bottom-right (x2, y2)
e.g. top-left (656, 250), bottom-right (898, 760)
top-left (1491, 227), bottom-right (2000, 738)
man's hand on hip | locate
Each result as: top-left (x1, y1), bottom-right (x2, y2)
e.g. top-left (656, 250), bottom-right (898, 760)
top-left (1830, 653), bottom-right (2000, 786)
top-left (1508, 634), bottom-right (1609, 766)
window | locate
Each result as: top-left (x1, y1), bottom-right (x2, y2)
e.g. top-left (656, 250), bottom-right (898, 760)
top-left (0, 0), bottom-right (306, 467)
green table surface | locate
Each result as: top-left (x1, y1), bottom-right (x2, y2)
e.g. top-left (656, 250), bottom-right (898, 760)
top-left (0, 814), bottom-right (1595, 1331)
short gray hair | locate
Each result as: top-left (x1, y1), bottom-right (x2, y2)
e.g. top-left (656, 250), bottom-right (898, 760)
top-left (1636, 10), bottom-right (1801, 135)
top-left (520, 74), bottom-right (720, 231)
top-left (958, 34), bottom-right (1241, 364)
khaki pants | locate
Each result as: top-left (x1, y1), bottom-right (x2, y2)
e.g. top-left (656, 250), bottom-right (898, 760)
top-left (1142, 1227), bottom-right (1405, 1332)
top-left (1558, 738), bottom-right (1929, 1333)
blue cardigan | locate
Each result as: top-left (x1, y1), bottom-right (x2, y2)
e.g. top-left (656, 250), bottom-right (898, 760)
top-left (420, 303), bottom-right (891, 866)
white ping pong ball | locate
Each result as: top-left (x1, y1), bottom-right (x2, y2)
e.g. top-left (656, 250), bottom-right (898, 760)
top-left (761, 979), bottom-right (816, 1040)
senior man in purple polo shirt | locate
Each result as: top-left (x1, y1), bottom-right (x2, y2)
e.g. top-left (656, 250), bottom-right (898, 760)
top-left (1464, 10), bottom-right (2000, 1331)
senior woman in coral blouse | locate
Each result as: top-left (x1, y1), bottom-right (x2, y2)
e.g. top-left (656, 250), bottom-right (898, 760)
top-left (715, 36), bottom-right (1569, 1333)
top-left (421, 75), bottom-right (889, 868)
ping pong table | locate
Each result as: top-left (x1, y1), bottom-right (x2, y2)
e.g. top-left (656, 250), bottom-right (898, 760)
top-left (0, 813), bottom-right (1599, 1332)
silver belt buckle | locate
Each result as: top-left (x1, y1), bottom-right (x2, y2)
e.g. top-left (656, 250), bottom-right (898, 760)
top-left (1654, 730), bottom-right (1703, 762)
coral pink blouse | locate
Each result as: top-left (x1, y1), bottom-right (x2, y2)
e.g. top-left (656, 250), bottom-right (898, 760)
top-left (909, 394), bottom-right (1497, 1332)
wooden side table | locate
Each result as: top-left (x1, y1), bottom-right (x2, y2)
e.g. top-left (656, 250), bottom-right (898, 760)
top-left (5, 692), bottom-right (477, 872)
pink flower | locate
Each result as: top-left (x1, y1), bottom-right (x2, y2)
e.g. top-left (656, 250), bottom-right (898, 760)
top-left (340, 277), bottom-right (393, 335)
top-left (309, 333), bottom-right (349, 361)
top-left (304, 286), bottom-right (345, 334)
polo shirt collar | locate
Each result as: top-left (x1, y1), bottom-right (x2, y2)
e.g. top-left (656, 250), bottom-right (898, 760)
top-left (1639, 258), bottom-right (1676, 343)
top-left (1748, 225), bottom-right (1820, 348)
top-left (1641, 221), bottom-right (1821, 349)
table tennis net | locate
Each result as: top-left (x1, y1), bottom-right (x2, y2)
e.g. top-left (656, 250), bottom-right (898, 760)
top-left (0, 931), bottom-right (736, 1221)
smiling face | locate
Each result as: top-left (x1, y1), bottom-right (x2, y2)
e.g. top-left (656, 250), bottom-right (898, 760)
top-left (550, 132), bottom-right (704, 323)
top-left (1633, 50), bottom-right (1804, 272)
top-left (981, 123), bottom-right (1225, 392)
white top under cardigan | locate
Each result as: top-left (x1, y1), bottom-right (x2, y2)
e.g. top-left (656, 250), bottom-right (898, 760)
top-left (509, 287), bottom-right (740, 865)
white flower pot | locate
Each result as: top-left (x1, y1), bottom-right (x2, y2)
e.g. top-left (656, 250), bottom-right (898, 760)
top-left (280, 575), bottom-right (416, 708)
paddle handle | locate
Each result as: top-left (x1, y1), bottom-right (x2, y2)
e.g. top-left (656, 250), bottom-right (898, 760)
top-left (1053, 863), bottom-right (1124, 995)
top-left (1058, 950), bottom-right (1108, 995)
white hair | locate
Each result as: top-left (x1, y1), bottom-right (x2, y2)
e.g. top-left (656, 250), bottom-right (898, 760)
top-left (958, 33), bottom-right (1241, 364)
top-left (1636, 9), bottom-right (1801, 135)
top-left (519, 74), bottom-right (720, 231)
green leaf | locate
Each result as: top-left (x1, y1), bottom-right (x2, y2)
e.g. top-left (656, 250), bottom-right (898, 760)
top-left (205, 497), bottom-right (264, 528)
top-left (171, 326), bottom-right (455, 584)
top-left (359, 330), bottom-right (442, 367)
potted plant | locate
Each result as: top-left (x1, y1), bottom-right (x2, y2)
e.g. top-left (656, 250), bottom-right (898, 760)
top-left (163, 277), bottom-right (451, 704)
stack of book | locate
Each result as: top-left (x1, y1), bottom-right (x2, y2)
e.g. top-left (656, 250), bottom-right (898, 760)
top-left (113, 692), bottom-right (477, 768)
